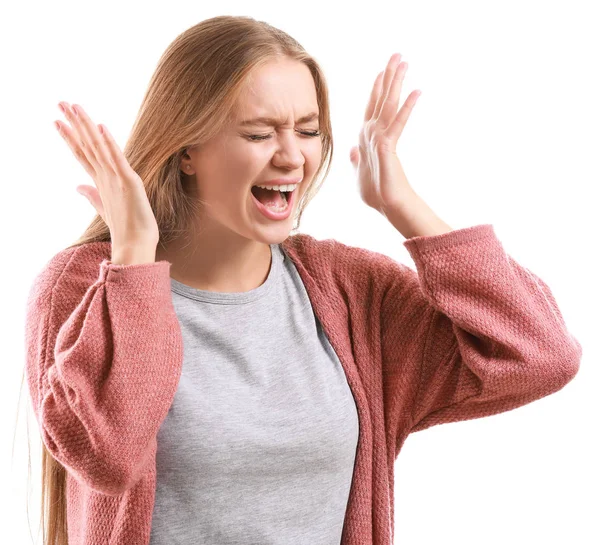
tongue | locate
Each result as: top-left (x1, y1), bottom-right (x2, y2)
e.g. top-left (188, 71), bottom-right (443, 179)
top-left (252, 186), bottom-right (286, 207)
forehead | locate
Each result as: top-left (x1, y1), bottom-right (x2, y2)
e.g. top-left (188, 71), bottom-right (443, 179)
top-left (233, 59), bottom-right (319, 125)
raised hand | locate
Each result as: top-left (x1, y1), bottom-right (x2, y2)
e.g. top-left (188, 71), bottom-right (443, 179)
top-left (55, 102), bottom-right (160, 253)
top-left (349, 53), bottom-right (421, 216)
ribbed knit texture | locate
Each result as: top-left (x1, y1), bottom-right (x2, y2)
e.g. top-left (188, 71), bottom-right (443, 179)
top-left (24, 223), bottom-right (581, 544)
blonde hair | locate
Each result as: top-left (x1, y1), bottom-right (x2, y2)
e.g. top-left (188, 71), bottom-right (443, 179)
top-left (27, 15), bottom-right (334, 544)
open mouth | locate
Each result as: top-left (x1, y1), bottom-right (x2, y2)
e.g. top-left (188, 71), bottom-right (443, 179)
top-left (250, 185), bottom-right (294, 208)
top-left (250, 184), bottom-right (297, 219)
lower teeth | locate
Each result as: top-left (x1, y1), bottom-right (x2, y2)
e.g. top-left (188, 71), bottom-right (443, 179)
top-left (265, 202), bottom-right (287, 211)
top-left (264, 193), bottom-right (288, 211)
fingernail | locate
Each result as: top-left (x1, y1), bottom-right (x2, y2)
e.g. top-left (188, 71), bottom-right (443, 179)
top-left (72, 105), bottom-right (79, 117)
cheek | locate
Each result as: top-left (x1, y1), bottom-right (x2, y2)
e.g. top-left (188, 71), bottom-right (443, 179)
top-left (228, 144), bottom-right (267, 174)
top-left (306, 143), bottom-right (323, 172)
top-left (209, 155), bottom-right (255, 194)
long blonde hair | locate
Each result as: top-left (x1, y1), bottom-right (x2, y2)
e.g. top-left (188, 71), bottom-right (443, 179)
top-left (23, 15), bottom-right (334, 544)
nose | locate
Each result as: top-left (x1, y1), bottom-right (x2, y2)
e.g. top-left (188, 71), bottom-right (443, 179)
top-left (272, 131), bottom-right (305, 170)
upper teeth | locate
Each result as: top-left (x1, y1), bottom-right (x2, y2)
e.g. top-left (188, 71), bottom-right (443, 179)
top-left (254, 184), bottom-right (295, 192)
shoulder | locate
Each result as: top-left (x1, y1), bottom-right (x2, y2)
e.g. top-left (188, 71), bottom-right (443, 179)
top-left (27, 241), bottom-right (112, 308)
top-left (281, 232), bottom-right (414, 284)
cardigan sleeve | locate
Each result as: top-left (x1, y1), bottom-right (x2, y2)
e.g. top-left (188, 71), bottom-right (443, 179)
top-left (379, 224), bottom-right (581, 443)
top-left (24, 246), bottom-right (183, 496)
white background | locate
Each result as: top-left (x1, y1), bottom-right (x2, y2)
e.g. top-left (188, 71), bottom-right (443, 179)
top-left (2, 1), bottom-right (598, 543)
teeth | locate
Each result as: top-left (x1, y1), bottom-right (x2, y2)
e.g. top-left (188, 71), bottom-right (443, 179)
top-left (254, 184), bottom-right (295, 192)
top-left (265, 200), bottom-right (288, 211)
top-left (262, 189), bottom-right (289, 210)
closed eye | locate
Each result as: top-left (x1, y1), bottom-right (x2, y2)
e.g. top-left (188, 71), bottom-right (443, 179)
top-left (246, 130), bottom-right (321, 141)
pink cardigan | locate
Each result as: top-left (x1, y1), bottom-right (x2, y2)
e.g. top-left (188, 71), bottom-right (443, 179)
top-left (24, 224), bottom-right (581, 545)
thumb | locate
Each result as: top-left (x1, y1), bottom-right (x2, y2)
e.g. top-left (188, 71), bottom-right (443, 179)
top-left (350, 146), bottom-right (360, 170)
top-left (76, 185), bottom-right (105, 221)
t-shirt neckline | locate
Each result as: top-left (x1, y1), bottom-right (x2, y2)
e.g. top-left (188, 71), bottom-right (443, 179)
top-left (169, 243), bottom-right (282, 305)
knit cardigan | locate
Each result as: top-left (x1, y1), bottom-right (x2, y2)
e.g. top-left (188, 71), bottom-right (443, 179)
top-left (24, 223), bottom-right (581, 545)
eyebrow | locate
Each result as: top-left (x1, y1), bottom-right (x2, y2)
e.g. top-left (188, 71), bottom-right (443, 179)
top-left (239, 112), bottom-right (320, 127)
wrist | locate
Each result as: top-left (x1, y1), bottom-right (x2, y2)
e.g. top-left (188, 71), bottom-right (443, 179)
top-left (382, 192), bottom-right (454, 239)
top-left (111, 244), bottom-right (157, 266)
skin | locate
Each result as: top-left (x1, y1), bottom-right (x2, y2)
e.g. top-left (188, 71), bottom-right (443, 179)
top-left (56, 52), bottom-right (449, 283)
top-left (154, 58), bottom-right (323, 292)
top-left (349, 52), bottom-right (453, 238)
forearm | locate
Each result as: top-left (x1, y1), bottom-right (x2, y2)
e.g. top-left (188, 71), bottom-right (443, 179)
top-left (383, 189), bottom-right (454, 239)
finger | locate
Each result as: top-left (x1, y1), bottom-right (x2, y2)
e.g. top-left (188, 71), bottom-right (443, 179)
top-left (379, 62), bottom-right (408, 127)
top-left (365, 71), bottom-right (384, 122)
top-left (373, 53), bottom-right (402, 119)
top-left (55, 120), bottom-right (97, 179)
top-left (386, 90), bottom-right (421, 142)
top-left (76, 184), bottom-right (106, 220)
top-left (59, 103), bottom-right (101, 173)
top-left (68, 104), bottom-right (115, 174)
top-left (97, 123), bottom-right (132, 179)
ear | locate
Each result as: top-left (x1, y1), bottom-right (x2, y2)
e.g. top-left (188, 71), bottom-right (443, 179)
top-left (180, 147), bottom-right (196, 175)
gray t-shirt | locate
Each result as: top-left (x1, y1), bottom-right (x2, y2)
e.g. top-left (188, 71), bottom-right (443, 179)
top-left (149, 243), bottom-right (360, 545)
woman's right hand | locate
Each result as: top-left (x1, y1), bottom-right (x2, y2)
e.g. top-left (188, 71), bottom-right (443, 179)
top-left (55, 102), bottom-right (160, 253)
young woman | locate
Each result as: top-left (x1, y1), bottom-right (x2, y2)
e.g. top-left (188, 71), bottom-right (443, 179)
top-left (24, 15), bottom-right (581, 545)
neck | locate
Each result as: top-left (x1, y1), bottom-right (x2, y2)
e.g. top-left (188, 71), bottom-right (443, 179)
top-left (155, 228), bottom-right (274, 293)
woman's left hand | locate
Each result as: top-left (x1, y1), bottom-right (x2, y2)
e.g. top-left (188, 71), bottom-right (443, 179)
top-left (350, 53), bottom-right (421, 217)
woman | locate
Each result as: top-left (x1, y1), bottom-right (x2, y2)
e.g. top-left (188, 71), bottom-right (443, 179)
top-left (24, 15), bottom-right (581, 545)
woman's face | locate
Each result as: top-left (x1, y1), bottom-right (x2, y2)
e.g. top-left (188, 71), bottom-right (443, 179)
top-left (182, 58), bottom-right (323, 244)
